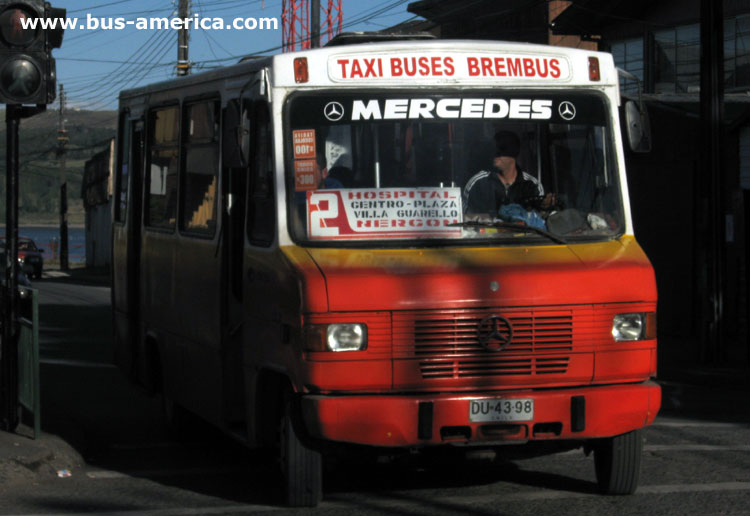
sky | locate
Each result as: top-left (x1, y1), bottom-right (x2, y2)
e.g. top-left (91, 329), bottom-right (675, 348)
top-left (55, 0), bottom-right (420, 111)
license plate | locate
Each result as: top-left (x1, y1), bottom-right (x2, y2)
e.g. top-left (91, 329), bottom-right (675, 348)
top-left (469, 398), bottom-right (534, 422)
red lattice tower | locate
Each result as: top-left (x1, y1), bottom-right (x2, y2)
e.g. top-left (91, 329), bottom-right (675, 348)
top-left (282, 0), bottom-right (342, 52)
top-left (321, 0), bottom-right (343, 44)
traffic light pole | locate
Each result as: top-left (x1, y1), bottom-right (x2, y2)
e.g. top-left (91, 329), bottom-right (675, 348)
top-left (0, 0), bottom-right (66, 432)
top-left (1, 103), bottom-right (44, 432)
top-left (1, 104), bottom-right (21, 431)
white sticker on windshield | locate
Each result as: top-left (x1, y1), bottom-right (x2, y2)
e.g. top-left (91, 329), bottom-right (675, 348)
top-left (307, 187), bottom-right (463, 240)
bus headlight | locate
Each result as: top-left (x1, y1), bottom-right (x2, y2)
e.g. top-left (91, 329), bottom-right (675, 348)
top-left (612, 312), bottom-right (656, 341)
top-left (327, 324), bottom-right (367, 352)
top-left (304, 323), bottom-right (368, 352)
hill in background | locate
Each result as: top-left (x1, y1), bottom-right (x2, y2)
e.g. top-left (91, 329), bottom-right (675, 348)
top-left (0, 108), bottom-right (117, 226)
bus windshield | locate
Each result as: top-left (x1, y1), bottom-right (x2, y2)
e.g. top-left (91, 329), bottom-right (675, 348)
top-left (286, 91), bottom-right (623, 245)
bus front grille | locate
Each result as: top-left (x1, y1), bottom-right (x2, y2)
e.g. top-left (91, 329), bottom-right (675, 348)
top-left (420, 356), bottom-right (570, 379)
top-left (393, 308), bottom-right (575, 379)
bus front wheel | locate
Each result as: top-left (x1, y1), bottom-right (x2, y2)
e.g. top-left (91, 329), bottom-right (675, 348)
top-left (280, 391), bottom-right (322, 507)
top-left (593, 429), bottom-right (643, 495)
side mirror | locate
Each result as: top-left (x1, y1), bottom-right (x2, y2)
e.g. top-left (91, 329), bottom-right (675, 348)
top-left (38, 248), bottom-right (44, 253)
top-left (625, 100), bottom-right (652, 153)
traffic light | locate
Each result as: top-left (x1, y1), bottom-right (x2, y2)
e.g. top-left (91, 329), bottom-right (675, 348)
top-left (0, 1), bottom-right (64, 105)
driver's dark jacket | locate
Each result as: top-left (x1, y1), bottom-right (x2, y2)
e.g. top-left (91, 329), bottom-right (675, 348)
top-left (462, 169), bottom-right (544, 214)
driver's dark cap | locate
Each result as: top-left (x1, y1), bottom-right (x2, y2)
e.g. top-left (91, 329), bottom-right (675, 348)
top-left (494, 130), bottom-right (520, 158)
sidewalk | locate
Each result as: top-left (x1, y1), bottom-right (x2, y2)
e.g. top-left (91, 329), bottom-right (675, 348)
top-left (41, 265), bottom-right (111, 288)
top-left (0, 424), bottom-right (83, 487)
top-left (2, 266), bottom-right (106, 486)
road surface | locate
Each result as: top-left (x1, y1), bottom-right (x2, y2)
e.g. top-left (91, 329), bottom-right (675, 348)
top-left (0, 274), bottom-right (748, 515)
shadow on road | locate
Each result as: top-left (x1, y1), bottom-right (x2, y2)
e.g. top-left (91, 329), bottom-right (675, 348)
top-left (36, 285), bottom-right (284, 507)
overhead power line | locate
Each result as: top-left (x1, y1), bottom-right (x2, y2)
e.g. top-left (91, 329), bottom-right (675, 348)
top-left (58, 57), bottom-right (172, 65)
top-left (66, 0), bottom-right (142, 15)
top-left (67, 29), bottom-right (173, 103)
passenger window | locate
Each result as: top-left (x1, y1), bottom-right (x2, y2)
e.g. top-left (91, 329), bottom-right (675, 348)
top-left (146, 105), bottom-right (179, 229)
top-left (181, 100), bottom-right (219, 235)
top-left (115, 112), bottom-right (130, 223)
top-left (247, 104), bottom-right (275, 246)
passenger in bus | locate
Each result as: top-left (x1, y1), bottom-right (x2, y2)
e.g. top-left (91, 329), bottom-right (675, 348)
top-left (322, 127), bottom-right (353, 187)
top-left (311, 149), bottom-right (350, 188)
top-left (325, 136), bottom-right (352, 171)
top-left (463, 130), bottom-right (552, 216)
top-left (323, 166), bottom-right (353, 188)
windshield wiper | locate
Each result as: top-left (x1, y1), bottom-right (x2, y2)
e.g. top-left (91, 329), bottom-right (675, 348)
top-left (448, 220), bottom-right (568, 245)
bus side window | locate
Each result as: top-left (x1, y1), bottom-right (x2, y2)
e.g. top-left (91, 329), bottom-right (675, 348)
top-left (145, 105), bottom-right (179, 230)
top-left (247, 103), bottom-right (275, 247)
top-left (180, 100), bottom-right (220, 236)
top-left (115, 112), bottom-right (130, 223)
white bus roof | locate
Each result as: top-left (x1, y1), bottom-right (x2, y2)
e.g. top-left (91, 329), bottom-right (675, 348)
top-left (119, 39), bottom-right (616, 102)
top-left (273, 39), bottom-right (616, 89)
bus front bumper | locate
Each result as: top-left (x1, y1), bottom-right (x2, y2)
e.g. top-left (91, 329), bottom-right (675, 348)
top-left (300, 381), bottom-right (661, 447)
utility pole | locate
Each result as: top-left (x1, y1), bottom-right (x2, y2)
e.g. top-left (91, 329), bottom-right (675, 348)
top-left (310, 0), bottom-right (320, 48)
top-left (57, 84), bottom-right (68, 271)
top-left (177, 0), bottom-right (191, 76)
top-left (699, 0), bottom-right (725, 362)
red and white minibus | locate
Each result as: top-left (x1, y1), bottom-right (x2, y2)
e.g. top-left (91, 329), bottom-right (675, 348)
top-left (113, 36), bottom-right (659, 506)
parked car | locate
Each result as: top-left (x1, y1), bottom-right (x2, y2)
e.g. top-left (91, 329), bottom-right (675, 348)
top-left (18, 237), bottom-right (44, 279)
top-left (0, 237), bottom-right (44, 279)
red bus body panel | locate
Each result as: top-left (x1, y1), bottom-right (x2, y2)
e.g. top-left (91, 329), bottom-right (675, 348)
top-left (293, 237), bottom-right (655, 313)
top-left (301, 381), bottom-right (661, 446)
top-left (281, 236), bottom-right (659, 448)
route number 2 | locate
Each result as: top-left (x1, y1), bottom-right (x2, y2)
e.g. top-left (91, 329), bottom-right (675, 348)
top-left (309, 192), bottom-right (340, 237)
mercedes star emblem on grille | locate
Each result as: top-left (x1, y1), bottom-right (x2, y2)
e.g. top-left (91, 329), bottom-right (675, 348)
top-left (477, 315), bottom-right (513, 351)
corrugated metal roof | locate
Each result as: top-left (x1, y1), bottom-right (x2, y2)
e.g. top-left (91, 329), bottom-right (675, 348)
top-left (549, 0), bottom-right (652, 36)
top-left (408, 0), bottom-right (543, 24)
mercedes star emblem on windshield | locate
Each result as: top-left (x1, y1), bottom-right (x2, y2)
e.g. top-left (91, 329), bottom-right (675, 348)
top-left (324, 101), bottom-right (345, 121)
top-left (558, 101), bottom-right (577, 121)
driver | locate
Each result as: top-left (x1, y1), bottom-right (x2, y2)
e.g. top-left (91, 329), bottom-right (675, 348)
top-left (463, 130), bottom-right (547, 215)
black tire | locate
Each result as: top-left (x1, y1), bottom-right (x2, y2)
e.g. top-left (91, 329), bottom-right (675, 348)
top-left (280, 392), bottom-right (323, 507)
top-left (593, 429), bottom-right (643, 495)
top-left (162, 393), bottom-right (192, 437)
top-left (161, 370), bottom-right (200, 439)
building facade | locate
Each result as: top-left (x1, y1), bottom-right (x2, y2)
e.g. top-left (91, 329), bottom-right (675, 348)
top-left (81, 139), bottom-right (114, 269)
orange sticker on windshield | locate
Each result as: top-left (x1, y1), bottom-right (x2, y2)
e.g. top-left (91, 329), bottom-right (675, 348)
top-left (293, 129), bottom-right (316, 159)
top-left (295, 159), bottom-right (318, 191)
